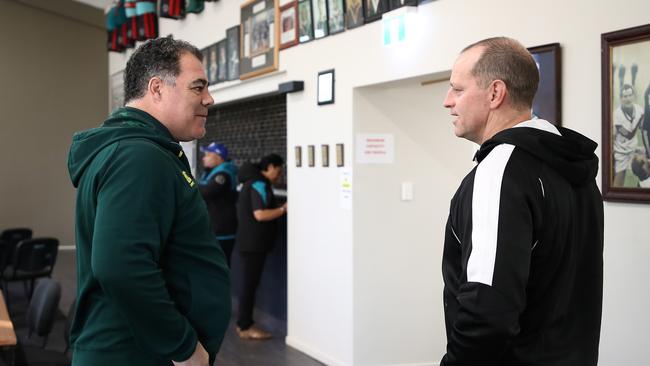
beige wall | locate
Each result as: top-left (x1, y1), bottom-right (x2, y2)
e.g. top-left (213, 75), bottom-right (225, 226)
top-left (0, 0), bottom-right (107, 245)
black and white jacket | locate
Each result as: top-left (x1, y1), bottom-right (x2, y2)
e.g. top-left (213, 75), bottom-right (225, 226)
top-left (441, 119), bottom-right (604, 366)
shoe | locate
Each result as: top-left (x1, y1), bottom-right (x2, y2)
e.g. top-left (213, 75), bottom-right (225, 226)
top-left (236, 325), bottom-right (272, 340)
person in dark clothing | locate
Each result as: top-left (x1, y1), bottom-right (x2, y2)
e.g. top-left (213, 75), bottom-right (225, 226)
top-left (235, 153), bottom-right (287, 340)
top-left (440, 37), bottom-right (603, 366)
top-left (199, 142), bottom-right (238, 266)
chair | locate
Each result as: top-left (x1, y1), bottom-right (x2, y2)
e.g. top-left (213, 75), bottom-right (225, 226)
top-left (0, 228), bottom-right (32, 274)
top-left (25, 279), bottom-right (62, 348)
top-left (3, 238), bottom-right (59, 304)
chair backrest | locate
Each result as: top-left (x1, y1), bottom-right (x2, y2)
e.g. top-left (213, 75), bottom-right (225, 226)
top-left (0, 228), bottom-right (33, 245)
top-left (13, 238), bottom-right (59, 276)
top-left (0, 240), bottom-right (12, 273)
top-left (27, 278), bottom-right (62, 337)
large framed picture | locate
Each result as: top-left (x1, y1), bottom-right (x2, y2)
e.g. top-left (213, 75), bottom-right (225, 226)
top-left (389, 0), bottom-right (417, 9)
top-left (226, 25), bottom-right (240, 81)
top-left (528, 43), bottom-right (562, 126)
top-left (601, 24), bottom-right (650, 202)
top-left (240, 0), bottom-right (279, 80)
top-left (345, 0), bottom-right (364, 29)
top-left (298, 0), bottom-right (314, 43)
top-left (209, 43), bottom-right (218, 85)
top-left (217, 40), bottom-right (228, 83)
top-left (311, 0), bottom-right (328, 39)
top-left (201, 48), bottom-right (210, 83)
top-left (364, 0), bottom-right (387, 23)
top-left (327, 0), bottom-right (345, 35)
top-left (280, 1), bottom-right (299, 49)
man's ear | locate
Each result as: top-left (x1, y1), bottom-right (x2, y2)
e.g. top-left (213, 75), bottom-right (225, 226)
top-left (148, 77), bottom-right (164, 101)
top-left (488, 79), bottom-right (507, 109)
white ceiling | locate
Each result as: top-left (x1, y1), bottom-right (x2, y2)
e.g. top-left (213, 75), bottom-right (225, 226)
top-left (72, 0), bottom-right (114, 10)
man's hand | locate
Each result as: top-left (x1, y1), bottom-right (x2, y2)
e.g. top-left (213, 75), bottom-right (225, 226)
top-left (173, 342), bottom-right (209, 366)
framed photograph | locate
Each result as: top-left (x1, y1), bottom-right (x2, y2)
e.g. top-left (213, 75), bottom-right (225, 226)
top-left (327, 0), bottom-right (345, 35)
top-left (201, 48), bottom-right (210, 82)
top-left (336, 143), bottom-right (344, 167)
top-left (280, 2), bottom-right (299, 49)
top-left (321, 144), bottom-right (329, 167)
top-left (318, 69), bottom-right (335, 105)
top-left (298, 0), bottom-right (314, 43)
top-left (601, 24), bottom-right (650, 202)
top-left (295, 146), bottom-right (302, 167)
top-left (240, 0), bottom-right (279, 80)
top-left (364, 0), bottom-right (388, 23)
top-left (389, 0), bottom-right (417, 10)
top-left (217, 40), bottom-right (228, 82)
top-left (528, 43), bottom-right (562, 126)
top-left (345, 0), bottom-right (364, 29)
top-left (226, 26), bottom-right (241, 81)
top-left (209, 43), bottom-right (218, 85)
top-left (308, 145), bottom-right (315, 167)
top-left (311, 0), bottom-right (328, 39)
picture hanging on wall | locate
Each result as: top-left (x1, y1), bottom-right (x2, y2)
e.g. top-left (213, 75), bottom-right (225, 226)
top-left (298, 0), bottom-right (314, 43)
top-left (345, 0), bottom-right (364, 29)
top-left (327, 0), bottom-right (345, 35)
top-left (317, 69), bottom-right (335, 105)
top-left (308, 145), bottom-right (315, 167)
top-left (311, 0), bottom-right (329, 39)
top-left (528, 43), bottom-right (562, 126)
top-left (217, 39), bottom-right (228, 82)
top-left (364, 0), bottom-right (388, 23)
top-left (201, 48), bottom-right (210, 83)
top-left (336, 143), bottom-right (344, 167)
top-left (240, 0), bottom-right (279, 80)
top-left (209, 43), bottom-right (218, 85)
top-left (601, 23), bottom-right (650, 202)
top-left (389, 0), bottom-right (417, 10)
top-left (295, 146), bottom-right (302, 167)
top-left (280, 1), bottom-right (299, 49)
top-left (321, 144), bottom-right (330, 167)
top-left (226, 25), bottom-right (240, 81)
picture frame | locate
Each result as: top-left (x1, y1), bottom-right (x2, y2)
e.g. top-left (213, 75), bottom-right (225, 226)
top-left (601, 24), bottom-right (650, 202)
top-left (389, 0), bottom-right (417, 10)
top-left (226, 25), bottom-right (241, 81)
top-left (298, 0), bottom-right (314, 43)
top-left (280, 1), bottom-right (299, 49)
top-left (345, 0), bottom-right (364, 29)
top-left (327, 0), bottom-right (345, 35)
top-left (528, 43), bottom-right (562, 126)
top-left (311, 0), bottom-right (329, 39)
top-left (318, 69), bottom-right (335, 105)
top-left (321, 144), bottom-right (329, 167)
top-left (308, 145), bottom-right (315, 167)
top-left (240, 0), bottom-right (279, 80)
top-left (217, 40), bottom-right (228, 83)
top-left (209, 43), bottom-right (219, 85)
top-left (201, 48), bottom-right (210, 83)
top-left (364, 0), bottom-right (388, 23)
top-left (295, 145), bottom-right (302, 167)
top-left (336, 143), bottom-right (344, 167)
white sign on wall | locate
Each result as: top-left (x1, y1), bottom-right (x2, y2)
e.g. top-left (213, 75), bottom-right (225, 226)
top-left (355, 134), bottom-right (394, 164)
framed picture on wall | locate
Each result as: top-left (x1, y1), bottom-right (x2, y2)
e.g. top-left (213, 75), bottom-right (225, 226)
top-left (295, 146), bottom-right (302, 167)
top-left (226, 25), bottom-right (240, 81)
top-left (327, 0), bottom-right (345, 35)
top-left (209, 43), bottom-right (219, 85)
top-left (217, 40), bottom-right (228, 82)
top-left (528, 43), bottom-right (562, 126)
top-left (345, 0), bottom-right (364, 29)
top-left (308, 145), bottom-right (315, 167)
top-left (336, 143), bottom-right (344, 167)
top-left (311, 0), bottom-right (328, 39)
top-left (298, 0), bottom-right (314, 43)
top-left (318, 69), bottom-right (335, 105)
top-left (364, 0), bottom-right (387, 23)
top-left (201, 48), bottom-right (210, 83)
top-left (601, 24), bottom-right (650, 202)
top-left (321, 144), bottom-right (329, 167)
top-left (389, 0), bottom-right (417, 10)
top-left (240, 0), bottom-right (279, 80)
top-left (280, 1), bottom-right (299, 49)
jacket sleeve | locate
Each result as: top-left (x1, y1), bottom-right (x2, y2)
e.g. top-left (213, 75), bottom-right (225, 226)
top-left (91, 141), bottom-right (197, 362)
top-left (198, 172), bottom-right (230, 198)
top-left (442, 146), bottom-right (537, 365)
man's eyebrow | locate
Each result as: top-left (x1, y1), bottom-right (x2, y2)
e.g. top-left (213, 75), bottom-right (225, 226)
top-left (190, 78), bottom-right (208, 87)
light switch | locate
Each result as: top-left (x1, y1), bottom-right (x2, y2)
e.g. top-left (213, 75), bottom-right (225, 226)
top-left (401, 182), bottom-right (413, 201)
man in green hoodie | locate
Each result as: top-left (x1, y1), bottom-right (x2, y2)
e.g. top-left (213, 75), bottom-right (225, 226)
top-left (67, 37), bottom-right (230, 366)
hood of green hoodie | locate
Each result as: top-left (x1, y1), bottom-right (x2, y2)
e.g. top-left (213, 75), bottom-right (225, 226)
top-left (68, 107), bottom-right (184, 187)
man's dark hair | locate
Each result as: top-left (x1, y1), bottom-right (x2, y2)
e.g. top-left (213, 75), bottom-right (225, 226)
top-left (123, 37), bottom-right (203, 104)
top-left (620, 83), bottom-right (636, 98)
top-left (462, 37), bottom-right (539, 110)
top-left (260, 153), bottom-right (285, 171)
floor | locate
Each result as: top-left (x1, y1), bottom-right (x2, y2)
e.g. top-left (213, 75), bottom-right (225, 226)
top-left (31, 249), bottom-right (324, 366)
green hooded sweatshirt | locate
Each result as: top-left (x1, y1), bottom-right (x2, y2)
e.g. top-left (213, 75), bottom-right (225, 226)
top-left (67, 107), bottom-right (230, 366)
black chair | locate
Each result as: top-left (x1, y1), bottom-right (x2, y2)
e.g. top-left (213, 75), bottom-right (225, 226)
top-left (25, 279), bottom-right (62, 348)
top-left (3, 238), bottom-right (59, 304)
top-left (0, 228), bottom-right (32, 275)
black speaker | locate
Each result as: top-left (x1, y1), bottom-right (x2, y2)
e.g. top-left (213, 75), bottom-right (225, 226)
top-left (278, 81), bottom-right (304, 94)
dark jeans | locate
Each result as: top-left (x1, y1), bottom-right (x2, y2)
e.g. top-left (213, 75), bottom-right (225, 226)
top-left (218, 238), bottom-right (235, 267)
top-left (236, 251), bottom-right (267, 330)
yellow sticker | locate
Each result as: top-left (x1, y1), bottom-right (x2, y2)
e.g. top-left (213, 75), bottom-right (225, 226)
top-left (181, 171), bottom-right (195, 187)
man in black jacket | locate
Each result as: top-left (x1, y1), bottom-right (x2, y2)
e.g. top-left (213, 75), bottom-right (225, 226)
top-left (440, 37), bottom-right (603, 366)
top-left (235, 153), bottom-right (287, 339)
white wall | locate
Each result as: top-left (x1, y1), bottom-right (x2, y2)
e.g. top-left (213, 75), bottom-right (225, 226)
top-left (108, 1), bottom-right (650, 364)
